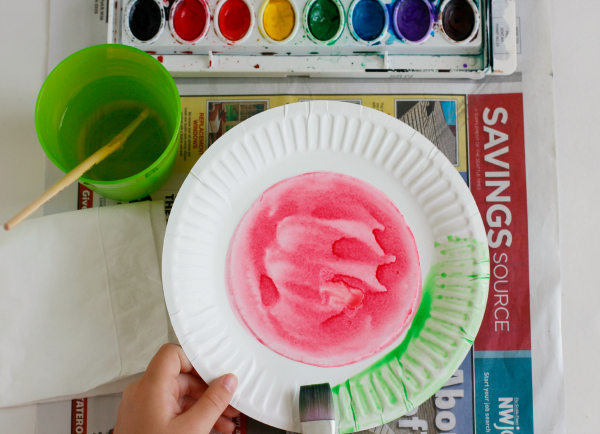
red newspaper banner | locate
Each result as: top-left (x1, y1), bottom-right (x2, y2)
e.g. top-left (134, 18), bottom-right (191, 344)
top-left (233, 414), bottom-right (247, 434)
top-left (468, 93), bottom-right (531, 352)
top-left (78, 184), bottom-right (94, 210)
top-left (71, 398), bottom-right (88, 434)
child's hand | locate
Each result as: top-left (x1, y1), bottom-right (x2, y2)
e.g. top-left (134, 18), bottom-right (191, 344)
top-left (114, 344), bottom-right (239, 434)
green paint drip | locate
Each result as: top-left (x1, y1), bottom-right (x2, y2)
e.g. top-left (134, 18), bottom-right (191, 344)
top-left (332, 236), bottom-right (490, 432)
top-left (307, 0), bottom-right (341, 41)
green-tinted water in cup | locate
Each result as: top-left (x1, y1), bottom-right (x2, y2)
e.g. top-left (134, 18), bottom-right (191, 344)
top-left (36, 44), bottom-right (181, 201)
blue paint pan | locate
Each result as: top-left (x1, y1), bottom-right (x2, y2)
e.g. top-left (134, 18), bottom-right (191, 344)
top-left (348, 0), bottom-right (389, 45)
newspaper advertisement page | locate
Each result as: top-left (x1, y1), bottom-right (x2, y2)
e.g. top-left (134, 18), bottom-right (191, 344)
top-left (469, 94), bottom-right (533, 434)
top-left (38, 91), bottom-right (533, 434)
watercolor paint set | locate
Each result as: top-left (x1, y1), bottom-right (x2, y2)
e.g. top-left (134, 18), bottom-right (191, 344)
top-left (106, 0), bottom-right (516, 78)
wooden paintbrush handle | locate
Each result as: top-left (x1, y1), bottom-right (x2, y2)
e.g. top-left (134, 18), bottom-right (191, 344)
top-left (4, 109), bottom-right (150, 231)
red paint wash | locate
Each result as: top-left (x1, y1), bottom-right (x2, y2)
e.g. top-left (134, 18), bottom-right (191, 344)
top-left (226, 172), bottom-right (421, 367)
top-left (218, 0), bottom-right (251, 41)
top-left (173, 0), bottom-right (208, 42)
top-left (157, 55), bottom-right (164, 62)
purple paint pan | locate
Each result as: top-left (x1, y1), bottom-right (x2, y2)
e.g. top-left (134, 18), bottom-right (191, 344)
top-left (392, 0), bottom-right (434, 44)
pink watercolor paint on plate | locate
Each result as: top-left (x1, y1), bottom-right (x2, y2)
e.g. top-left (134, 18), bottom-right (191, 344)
top-left (225, 172), bottom-right (421, 367)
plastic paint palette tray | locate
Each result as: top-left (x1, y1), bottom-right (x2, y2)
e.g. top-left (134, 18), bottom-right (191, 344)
top-left (108, 0), bottom-right (516, 77)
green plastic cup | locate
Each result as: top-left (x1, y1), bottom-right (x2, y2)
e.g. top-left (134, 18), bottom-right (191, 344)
top-left (36, 44), bottom-right (181, 201)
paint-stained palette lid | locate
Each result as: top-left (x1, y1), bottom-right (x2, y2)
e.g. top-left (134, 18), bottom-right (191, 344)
top-left (107, 0), bottom-right (517, 77)
top-left (162, 101), bottom-right (490, 432)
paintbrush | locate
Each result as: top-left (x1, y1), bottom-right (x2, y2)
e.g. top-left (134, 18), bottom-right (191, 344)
top-left (3, 108), bottom-right (151, 231)
top-left (299, 383), bottom-right (336, 434)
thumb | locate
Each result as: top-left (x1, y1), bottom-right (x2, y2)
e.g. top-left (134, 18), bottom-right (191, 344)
top-left (174, 373), bottom-right (238, 433)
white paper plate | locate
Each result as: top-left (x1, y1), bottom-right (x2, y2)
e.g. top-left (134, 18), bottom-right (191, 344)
top-left (163, 101), bottom-right (489, 432)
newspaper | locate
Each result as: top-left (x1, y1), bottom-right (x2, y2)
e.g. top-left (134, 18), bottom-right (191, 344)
top-left (38, 89), bottom-right (544, 434)
top-left (20, 0), bottom-right (564, 432)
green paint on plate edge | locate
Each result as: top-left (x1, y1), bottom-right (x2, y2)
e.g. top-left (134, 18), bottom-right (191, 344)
top-left (332, 235), bottom-right (490, 432)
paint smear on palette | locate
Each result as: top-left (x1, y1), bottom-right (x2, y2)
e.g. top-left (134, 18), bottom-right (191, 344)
top-left (129, 0), bottom-right (163, 42)
top-left (308, 0), bottom-right (341, 42)
top-left (352, 0), bottom-right (386, 42)
top-left (219, 0), bottom-right (252, 41)
top-left (263, 0), bottom-right (295, 41)
top-left (225, 172), bottom-right (421, 367)
top-left (442, 0), bottom-right (476, 42)
top-left (173, 0), bottom-right (208, 42)
top-left (394, 0), bottom-right (432, 43)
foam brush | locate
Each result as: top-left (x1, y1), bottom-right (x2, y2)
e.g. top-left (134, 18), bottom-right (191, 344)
top-left (299, 383), bottom-right (336, 434)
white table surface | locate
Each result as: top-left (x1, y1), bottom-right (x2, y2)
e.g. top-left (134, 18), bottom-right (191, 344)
top-left (550, 0), bottom-right (600, 429)
top-left (0, 0), bottom-right (598, 432)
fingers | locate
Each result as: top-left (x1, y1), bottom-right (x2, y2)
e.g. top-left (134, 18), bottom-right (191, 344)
top-left (145, 344), bottom-right (194, 385)
top-left (144, 345), bottom-right (240, 432)
top-left (176, 373), bottom-right (240, 417)
top-left (176, 373), bottom-right (208, 399)
top-left (176, 400), bottom-right (236, 434)
top-left (214, 415), bottom-right (236, 434)
top-left (223, 405), bottom-right (241, 418)
top-left (177, 395), bottom-right (198, 414)
top-left (171, 374), bottom-right (238, 433)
